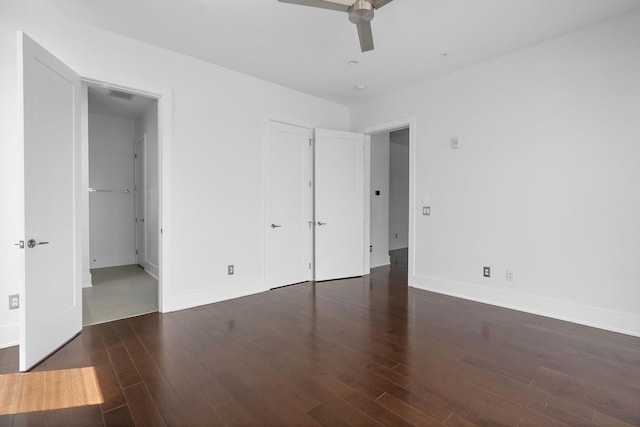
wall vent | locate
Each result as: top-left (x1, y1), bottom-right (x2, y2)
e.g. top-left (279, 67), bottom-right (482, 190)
top-left (107, 89), bottom-right (135, 101)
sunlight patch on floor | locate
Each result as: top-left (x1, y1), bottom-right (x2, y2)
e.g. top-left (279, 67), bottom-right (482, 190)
top-left (0, 367), bottom-right (103, 415)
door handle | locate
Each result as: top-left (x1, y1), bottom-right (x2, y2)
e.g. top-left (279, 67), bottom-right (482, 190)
top-left (317, 221), bottom-right (327, 226)
top-left (271, 224), bottom-right (282, 228)
top-left (14, 240), bottom-right (24, 249)
top-left (27, 239), bottom-right (49, 249)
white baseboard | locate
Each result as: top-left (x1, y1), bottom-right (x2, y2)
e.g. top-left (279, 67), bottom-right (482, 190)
top-left (82, 271), bottom-right (93, 288)
top-left (411, 274), bottom-right (640, 338)
top-left (167, 278), bottom-right (266, 312)
top-left (389, 245), bottom-right (408, 251)
top-left (144, 268), bottom-right (158, 280)
top-left (370, 256), bottom-right (391, 269)
top-left (139, 260), bottom-right (158, 280)
top-left (0, 323), bottom-right (19, 349)
top-left (90, 255), bottom-right (136, 269)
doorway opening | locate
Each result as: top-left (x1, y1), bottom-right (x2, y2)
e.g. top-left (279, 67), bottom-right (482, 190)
top-left (83, 83), bottom-right (160, 326)
top-left (388, 128), bottom-right (409, 272)
top-left (362, 117), bottom-right (415, 282)
top-left (369, 128), bottom-right (409, 274)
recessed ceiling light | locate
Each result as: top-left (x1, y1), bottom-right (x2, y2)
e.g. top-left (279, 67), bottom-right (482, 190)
top-left (354, 84), bottom-right (367, 91)
top-left (348, 60), bottom-right (359, 65)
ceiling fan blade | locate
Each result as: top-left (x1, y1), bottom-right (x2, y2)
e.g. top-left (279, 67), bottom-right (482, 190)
top-left (370, 0), bottom-right (393, 9)
top-left (356, 20), bottom-right (374, 52)
top-left (278, 0), bottom-right (350, 12)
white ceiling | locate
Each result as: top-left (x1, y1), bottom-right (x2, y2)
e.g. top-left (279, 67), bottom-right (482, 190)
top-left (88, 85), bottom-right (155, 120)
top-left (36, 0), bottom-right (640, 106)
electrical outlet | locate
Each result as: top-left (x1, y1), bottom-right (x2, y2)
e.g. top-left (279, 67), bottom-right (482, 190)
top-left (9, 294), bottom-right (19, 310)
top-left (423, 206), bottom-right (430, 216)
top-left (506, 269), bottom-right (514, 282)
top-left (228, 265), bottom-right (234, 275)
top-left (483, 267), bottom-right (491, 278)
top-left (370, 245), bottom-right (373, 253)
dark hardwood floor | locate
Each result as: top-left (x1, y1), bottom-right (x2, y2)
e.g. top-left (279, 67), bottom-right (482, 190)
top-left (1, 249), bottom-right (638, 426)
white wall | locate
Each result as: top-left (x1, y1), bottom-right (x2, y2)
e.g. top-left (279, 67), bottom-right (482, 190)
top-left (135, 102), bottom-right (159, 278)
top-left (389, 129), bottom-right (409, 250)
top-left (352, 12), bottom-right (640, 337)
top-left (88, 113), bottom-right (136, 269)
top-left (369, 133), bottom-right (390, 268)
top-left (0, 4), bottom-right (349, 348)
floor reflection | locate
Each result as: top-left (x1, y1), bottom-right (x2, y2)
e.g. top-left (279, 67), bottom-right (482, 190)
top-left (368, 248), bottom-right (409, 369)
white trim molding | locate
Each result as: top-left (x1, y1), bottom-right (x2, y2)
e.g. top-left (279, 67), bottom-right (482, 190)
top-left (167, 279), bottom-right (266, 313)
top-left (411, 274), bottom-right (640, 338)
top-left (358, 116), bottom-right (416, 283)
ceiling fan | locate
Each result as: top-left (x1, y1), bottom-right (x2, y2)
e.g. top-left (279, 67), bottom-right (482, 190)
top-left (278, 0), bottom-right (394, 52)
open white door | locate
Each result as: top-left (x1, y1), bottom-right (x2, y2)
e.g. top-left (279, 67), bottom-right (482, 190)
top-left (265, 121), bottom-right (313, 288)
top-left (18, 32), bottom-right (82, 371)
top-left (314, 129), bottom-right (365, 281)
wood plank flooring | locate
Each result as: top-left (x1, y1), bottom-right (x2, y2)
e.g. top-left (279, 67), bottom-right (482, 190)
top-left (0, 250), bottom-right (638, 426)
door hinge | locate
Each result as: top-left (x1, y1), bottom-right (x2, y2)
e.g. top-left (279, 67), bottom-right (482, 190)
top-left (309, 139), bottom-right (312, 146)
top-left (308, 262), bottom-right (311, 269)
top-left (135, 249), bottom-right (138, 254)
top-left (135, 153), bottom-right (137, 159)
top-left (309, 180), bottom-right (311, 188)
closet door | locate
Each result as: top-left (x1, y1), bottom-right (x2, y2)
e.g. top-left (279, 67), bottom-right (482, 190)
top-left (314, 129), bottom-right (364, 281)
top-left (265, 121), bottom-right (313, 288)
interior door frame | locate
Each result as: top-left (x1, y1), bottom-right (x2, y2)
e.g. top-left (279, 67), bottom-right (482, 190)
top-left (359, 117), bottom-right (416, 283)
top-left (134, 133), bottom-right (146, 267)
top-left (81, 76), bottom-right (171, 313)
top-left (262, 115), bottom-right (315, 290)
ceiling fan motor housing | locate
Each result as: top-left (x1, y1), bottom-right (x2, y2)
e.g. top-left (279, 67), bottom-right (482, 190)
top-left (349, 0), bottom-right (374, 24)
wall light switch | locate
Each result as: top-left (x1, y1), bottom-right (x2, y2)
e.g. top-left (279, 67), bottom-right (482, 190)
top-left (451, 137), bottom-right (461, 149)
top-left (423, 206), bottom-right (430, 216)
